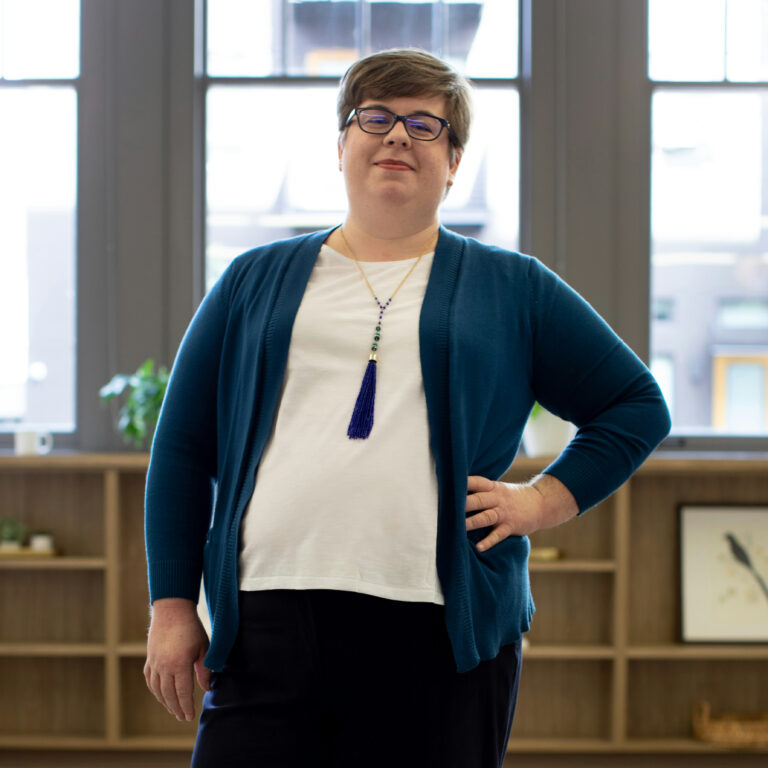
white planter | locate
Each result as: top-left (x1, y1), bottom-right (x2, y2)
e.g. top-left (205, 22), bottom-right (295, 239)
top-left (522, 409), bottom-right (577, 457)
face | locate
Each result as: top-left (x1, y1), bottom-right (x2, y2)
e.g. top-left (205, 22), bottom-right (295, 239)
top-left (338, 95), bottom-right (462, 219)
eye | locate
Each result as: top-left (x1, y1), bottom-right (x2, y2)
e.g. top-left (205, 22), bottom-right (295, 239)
top-left (407, 117), bottom-right (439, 137)
top-left (359, 110), bottom-right (393, 129)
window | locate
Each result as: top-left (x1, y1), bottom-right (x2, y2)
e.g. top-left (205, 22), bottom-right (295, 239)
top-left (0, 0), bottom-right (79, 433)
top-left (204, 0), bottom-right (520, 290)
top-left (648, 0), bottom-right (768, 437)
top-left (712, 354), bottom-right (768, 432)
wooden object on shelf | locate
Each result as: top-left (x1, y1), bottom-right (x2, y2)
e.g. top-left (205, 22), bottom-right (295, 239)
top-left (0, 547), bottom-right (57, 558)
top-left (529, 546), bottom-right (562, 561)
top-left (0, 452), bottom-right (767, 759)
top-left (693, 700), bottom-right (768, 748)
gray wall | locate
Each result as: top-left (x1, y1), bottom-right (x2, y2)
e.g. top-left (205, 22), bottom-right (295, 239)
top-left (70, 0), bottom-right (649, 451)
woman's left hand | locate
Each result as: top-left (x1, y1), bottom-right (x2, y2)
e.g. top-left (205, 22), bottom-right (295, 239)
top-left (465, 474), bottom-right (579, 552)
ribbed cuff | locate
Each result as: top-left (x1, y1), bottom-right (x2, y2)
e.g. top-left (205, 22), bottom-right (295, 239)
top-left (148, 559), bottom-right (202, 604)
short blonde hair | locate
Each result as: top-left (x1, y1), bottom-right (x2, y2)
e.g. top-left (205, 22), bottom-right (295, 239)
top-left (337, 49), bottom-right (473, 151)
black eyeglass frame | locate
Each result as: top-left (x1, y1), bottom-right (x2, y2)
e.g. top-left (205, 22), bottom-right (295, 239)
top-left (345, 106), bottom-right (457, 145)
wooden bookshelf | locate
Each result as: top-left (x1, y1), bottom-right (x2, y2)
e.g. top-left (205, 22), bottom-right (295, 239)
top-left (504, 455), bottom-right (768, 758)
top-left (0, 452), bottom-right (766, 764)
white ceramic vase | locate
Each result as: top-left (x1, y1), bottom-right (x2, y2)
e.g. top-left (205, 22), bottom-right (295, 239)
top-left (522, 409), bottom-right (577, 457)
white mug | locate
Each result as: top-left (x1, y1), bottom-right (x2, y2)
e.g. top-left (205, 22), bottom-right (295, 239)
top-left (14, 431), bottom-right (54, 456)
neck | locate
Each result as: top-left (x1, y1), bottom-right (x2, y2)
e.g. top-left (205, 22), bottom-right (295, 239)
top-left (329, 218), bottom-right (439, 263)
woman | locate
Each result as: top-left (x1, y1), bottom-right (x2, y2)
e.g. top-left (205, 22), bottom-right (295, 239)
top-left (144, 49), bottom-right (670, 767)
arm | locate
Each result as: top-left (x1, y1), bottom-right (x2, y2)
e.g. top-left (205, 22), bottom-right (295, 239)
top-left (465, 259), bottom-right (670, 550)
top-left (143, 264), bottom-right (234, 718)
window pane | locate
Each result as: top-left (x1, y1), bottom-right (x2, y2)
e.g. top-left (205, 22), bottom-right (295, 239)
top-left (0, 87), bottom-right (76, 432)
top-left (206, 85), bottom-right (345, 289)
top-left (287, 1), bottom-right (357, 76)
top-left (725, 362), bottom-right (765, 432)
top-left (650, 89), bottom-right (768, 436)
top-left (207, 0), bottom-right (516, 78)
top-left (441, 86), bottom-right (519, 249)
top-left (206, 84), bottom-right (519, 287)
top-left (369, 1), bottom-right (434, 55)
top-left (0, 0), bottom-right (80, 79)
top-left (651, 90), bottom-right (762, 243)
top-left (726, 0), bottom-right (768, 81)
top-left (207, 0), bottom-right (277, 77)
top-left (648, 0), bottom-right (726, 82)
top-left (449, 0), bottom-right (517, 78)
top-left (651, 355), bottom-right (675, 421)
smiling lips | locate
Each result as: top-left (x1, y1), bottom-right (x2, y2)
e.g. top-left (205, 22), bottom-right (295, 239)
top-left (375, 159), bottom-right (413, 171)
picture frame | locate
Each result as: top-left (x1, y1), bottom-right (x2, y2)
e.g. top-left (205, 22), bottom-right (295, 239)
top-left (679, 505), bottom-right (768, 643)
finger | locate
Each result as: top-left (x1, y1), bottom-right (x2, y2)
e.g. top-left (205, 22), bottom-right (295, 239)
top-left (466, 507), bottom-right (500, 530)
top-left (465, 482), bottom-right (502, 513)
top-left (195, 659), bottom-right (212, 692)
top-left (160, 672), bottom-right (185, 720)
top-left (476, 529), bottom-right (502, 552)
top-left (175, 669), bottom-right (196, 721)
top-left (467, 475), bottom-right (496, 493)
top-left (150, 670), bottom-right (175, 716)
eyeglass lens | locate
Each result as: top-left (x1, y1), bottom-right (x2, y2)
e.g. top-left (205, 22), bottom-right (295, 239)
top-left (357, 109), bottom-right (443, 140)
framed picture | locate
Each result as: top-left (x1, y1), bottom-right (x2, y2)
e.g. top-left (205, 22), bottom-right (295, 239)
top-left (679, 505), bottom-right (768, 642)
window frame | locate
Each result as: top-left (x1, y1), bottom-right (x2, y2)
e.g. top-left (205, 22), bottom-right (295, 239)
top-left (0, 10), bottom-right (81, 450)
top-left (645, 0), bottom-right (768, 451)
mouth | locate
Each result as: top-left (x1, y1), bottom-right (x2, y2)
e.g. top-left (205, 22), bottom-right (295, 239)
top-left (374, 159), bottom-right (414, 171)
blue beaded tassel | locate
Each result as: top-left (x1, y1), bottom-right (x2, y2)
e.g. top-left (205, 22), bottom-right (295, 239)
top-left (347, 298), bottom-right (389, 439)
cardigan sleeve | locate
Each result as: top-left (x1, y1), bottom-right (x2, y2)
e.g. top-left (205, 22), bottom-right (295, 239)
top-left (526, 259), bottom-right (671, 513)
top-left (144, 264), bottom-right (234, 604)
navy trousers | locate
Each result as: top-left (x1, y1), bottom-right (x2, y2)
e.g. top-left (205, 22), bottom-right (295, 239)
top-left (191, 589), bottom-right (522, 768)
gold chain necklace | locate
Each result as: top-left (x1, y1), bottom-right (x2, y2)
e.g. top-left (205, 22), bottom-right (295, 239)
top-left (338, 226), bottom-right (437, 439)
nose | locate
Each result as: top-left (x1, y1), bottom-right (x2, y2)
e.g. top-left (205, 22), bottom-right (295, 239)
top-left (385, 117), bottom-right (411, 147)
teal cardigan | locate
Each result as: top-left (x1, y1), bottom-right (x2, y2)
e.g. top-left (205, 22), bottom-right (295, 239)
top-left (145, 227), bottom-right (670, 673)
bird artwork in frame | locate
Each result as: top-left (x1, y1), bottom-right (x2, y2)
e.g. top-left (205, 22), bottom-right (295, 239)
top-left (679, 505), bottom-right (768, 642)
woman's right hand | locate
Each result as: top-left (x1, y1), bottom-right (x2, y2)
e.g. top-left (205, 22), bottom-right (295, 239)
top-left (144, 597), bottom-right (211, 721)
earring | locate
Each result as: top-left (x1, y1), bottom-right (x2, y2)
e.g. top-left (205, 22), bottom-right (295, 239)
top-left (339, 161), bottom-right (343, 171)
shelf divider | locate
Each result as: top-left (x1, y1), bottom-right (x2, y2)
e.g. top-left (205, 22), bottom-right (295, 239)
top-left (612, 483), bottom-right (630, 746)
top-left (105, 468), bottom-right (121, 743)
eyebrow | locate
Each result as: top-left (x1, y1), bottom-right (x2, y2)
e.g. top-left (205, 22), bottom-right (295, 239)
top-left (360, 103), bottom-right (442, 119)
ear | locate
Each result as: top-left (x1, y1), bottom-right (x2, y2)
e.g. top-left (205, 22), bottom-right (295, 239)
top-left (449, 147), bottom-right (463, 177)
top-left (338, 132), bottom-right (346, 161)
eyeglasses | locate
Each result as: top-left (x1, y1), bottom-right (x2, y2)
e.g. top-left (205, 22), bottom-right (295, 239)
top-left (346, 106), bottom-right (455, 144)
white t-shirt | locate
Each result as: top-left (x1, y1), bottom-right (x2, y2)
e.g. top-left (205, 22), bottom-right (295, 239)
top-left (238, 244), bottom-right (444, 604)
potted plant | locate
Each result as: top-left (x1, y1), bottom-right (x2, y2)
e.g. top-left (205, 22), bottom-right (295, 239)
top-left (521, 402), bottom-right (576, 457)
top-left (0, 516), bottom-right (27, 552)
top-left (99, 358), bottom-right (169, 449)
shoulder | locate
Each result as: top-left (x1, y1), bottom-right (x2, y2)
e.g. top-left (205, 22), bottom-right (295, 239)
top-left (439, 226), bottom-right (552, 283)
top-left (217, 229), bottom-right (332, 297)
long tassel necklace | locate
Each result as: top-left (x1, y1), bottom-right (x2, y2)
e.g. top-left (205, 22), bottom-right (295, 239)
top-left (339, 227), bottom-right (436, 440)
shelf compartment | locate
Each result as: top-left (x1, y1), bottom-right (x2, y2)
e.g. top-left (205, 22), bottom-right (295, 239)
top-left (529, 500), bottom-right (615, 560)
top-left (0, 569), bottom-right (104, 643)
top-left (120, 657), bottom-right (202, 740)
top-left (527, 571), bottom-right (613, 646)
top-left (627, 659), bottom-right (768, 740)
top-left (510, 659), bottom-right (612, 740)
top-left (628, 471), bottom-right (768, 645)
top-left (119, 472), bottom-right (151, 644)
top-left (0, 470), bottom-right (105, 557)
top-left (0, 657), bottom-right (105, 738)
